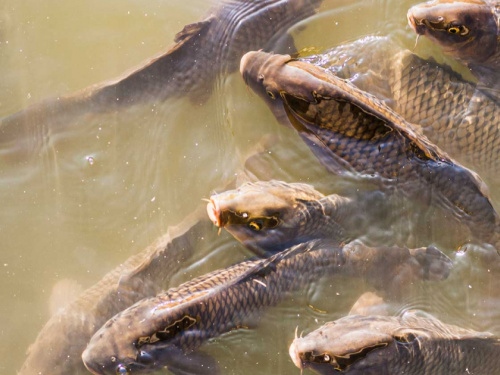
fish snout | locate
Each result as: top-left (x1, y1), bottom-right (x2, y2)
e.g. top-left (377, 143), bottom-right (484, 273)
top-left (240, 51), bottom-right (261, 78)
top-left (407, 10), bottom-right (418, 33)
top-left (81, 347), bottom-right (107, 375)
top-left (81, 325), bottom-right (136, 375)
top-left (407, 7), bottom-right (426, 35)
top-left (82, 348), bottom-right (133, 375)
top-left (289, 340), bottom-right (304, 370)
top-left (206, 198), bottom-right (222, 227)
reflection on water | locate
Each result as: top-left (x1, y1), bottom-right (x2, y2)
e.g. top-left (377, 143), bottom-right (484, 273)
top-left (1, 0), bottom-right (499, 374)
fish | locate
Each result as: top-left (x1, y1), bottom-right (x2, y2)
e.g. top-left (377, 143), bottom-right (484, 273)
top-left (239, 50), bottom-right (500, 252)
top-left (407, 0), bottom-right (500, 93)
top-left (18, 209), bottom-right (213, 375)
top-left (206, 179), bottom-right (403, 256)
top-left (0, 0), bottom-right (324, 144)
top-left (303, 37), bottom-right (500, 181)
top-left (289, 311), bottom-right (500, 375)
top-left (81, 240), bottom-right (452, 375)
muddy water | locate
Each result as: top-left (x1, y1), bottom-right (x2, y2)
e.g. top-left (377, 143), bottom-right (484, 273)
top-left (1, 0), bottom-right (499, 374)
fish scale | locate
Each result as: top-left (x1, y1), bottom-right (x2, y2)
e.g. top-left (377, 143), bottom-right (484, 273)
top-left (18, 211), bottom-right (213, 375)
top-left (240, 51), bottom-right (500, 251)
top-left (305, 39), bottom-right (500, 179)
top-left (0, 0), bottom-right (324, 145)
top-left (391, 53), bottom-right (500, 176)
top-left (82, 241), bottom-right (452, 374)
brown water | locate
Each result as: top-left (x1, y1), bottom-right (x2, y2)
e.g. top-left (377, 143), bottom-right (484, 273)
top-left (1, 0), bottom-right (499, 374)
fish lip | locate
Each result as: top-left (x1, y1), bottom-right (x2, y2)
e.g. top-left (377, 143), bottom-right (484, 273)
top-left (407, 10), bottom-right (426, 35)
top-left (407, 10), bottom-right (418, 33)
top-left (240, 51), bottom-right (254, 77)
top-left (288, 340), bottom-right (304, 369)
top-left (81, 353), bottom-right (105, 375)
top-left (206, 197), bottom-right (222, 227)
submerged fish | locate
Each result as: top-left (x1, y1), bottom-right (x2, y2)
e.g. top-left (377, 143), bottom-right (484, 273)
top-left (289, 311), bottom-right (500, 375)
top-left (19, 210), bottom-right (212, 375)
top-left (82, 240), bottom-right (451, 375)
top-left (240, 51), bottom-right (500, 251)
top-left (407, 0), bottom-right (500, 92)
top-left (206, 180), bottom-right (394, 256)
top-left (1, 0), bottom-right (323, 143)
top-left (304, 37), bottom-right (500, 180)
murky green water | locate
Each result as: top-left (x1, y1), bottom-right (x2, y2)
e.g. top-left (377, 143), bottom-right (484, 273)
top-left (1, 0), bottom-right (499, 374)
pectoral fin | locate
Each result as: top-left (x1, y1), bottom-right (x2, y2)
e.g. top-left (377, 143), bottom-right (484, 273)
top-left (349, 292), bottom-right (389, 316)
top-left (48, 278), bottom-right (83, 316)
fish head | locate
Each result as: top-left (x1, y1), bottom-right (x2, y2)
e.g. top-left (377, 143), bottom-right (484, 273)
top-left (81, 314), bottom-right (145, 375)
top-left (289, 315), bottom-right (430, 374)
top-left (240, 50), bottom-right (378, 136)
top-left (207, 180), bottom-right (327, 255)
top-left (240, 51), bottom-right (333, 128)
top-left (407, 0), bottom-right (498, 64)
top-left (82, 300), bottom-right (194, 375)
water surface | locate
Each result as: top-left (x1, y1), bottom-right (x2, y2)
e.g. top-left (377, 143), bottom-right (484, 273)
top-left (1, 0), bottom-right (499, 374)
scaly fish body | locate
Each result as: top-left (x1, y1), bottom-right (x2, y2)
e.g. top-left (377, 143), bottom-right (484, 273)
top-left (240, 51), bottom-right (500, 251)
top-left (289, 312), bottom-right (500, 375)
top-left (390, 51), bottom-right (500, 178)
top-left (1, 0), bottom-right (323, 141)
top-left (19, 211), bottom-right (212, 375)
top-left (304, 37), bottom-right (500, 180)
top-left (82, 241), bottom-right (452, 375)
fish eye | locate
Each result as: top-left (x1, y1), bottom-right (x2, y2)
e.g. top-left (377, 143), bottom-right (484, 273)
top-left (115, 364), bottom-right (130, 374)
top-left (320, 354), bottom-right (331, 363)
top-left (447, 25), bottom-right (468, 35)
top-left (248, 220), bottom-right (263, 231)
top-left (307, 353), bottom-right (332, 363)
top-left (266, 90), bottom-right (276, 99)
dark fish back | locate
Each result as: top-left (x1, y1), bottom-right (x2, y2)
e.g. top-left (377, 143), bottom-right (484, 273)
top-left (278, 59), bottom-right (500, 248)
top-left (83, 240), bottom-right (452, 374)
top-left (19, 212), bottom-right (211, 375)
top-left (305, 39), bottom-right (500, 179)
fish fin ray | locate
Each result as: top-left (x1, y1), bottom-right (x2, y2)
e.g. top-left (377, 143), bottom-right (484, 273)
top-left (174, 16), bottom-right (215, 44)
top-left (48, 278), bottom-right (84, 316)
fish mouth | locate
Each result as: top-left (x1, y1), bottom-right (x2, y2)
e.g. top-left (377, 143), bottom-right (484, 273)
top-left (407, 5), bottom-right (449, 36)
top-left (290, 344), bottom-right (388, 372)
top-left (289, 340), bottom-right (303, 369)
top-left (206, 198), bottom-right (222, 227)
top-left (81, 352), bottom-right (106, 375)
top-left (407, 11), bottom-right (418, 33)
top-left (407, 10), bottom-right (426, 36)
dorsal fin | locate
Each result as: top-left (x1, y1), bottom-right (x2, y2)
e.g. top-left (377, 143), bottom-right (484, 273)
top-left (174, 16), bottom-right (215, 44)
